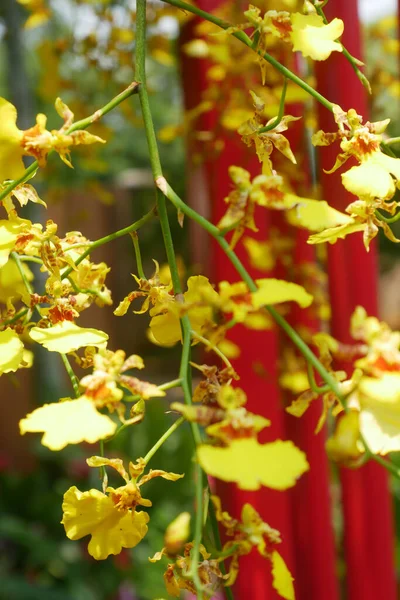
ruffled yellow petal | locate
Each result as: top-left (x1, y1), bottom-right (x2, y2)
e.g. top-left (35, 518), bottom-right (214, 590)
top-left (0, 220), bottom-right (28, 268)
top-left (290, 13), bottom-right (343, 61)
top-left (29, 321), bottom-right (108, 353)
top-left (149, 310), bottom-right (181, 346)
top-left (0, 259), bottom-right (33, 303)
top-left (62, 486), bottom-right (149, 560)
top-left (0, 328), bottom-right (24, 374)
top-left (0, 98), bottom-right (24, 183)
top-left (253, 278), bottom-right (313, 309)
top-left (197, 438), bottom-right (309, 491)
top-left (286, 198), bottom-right (353, 231)
top-left (358, 374), bottom-right (400, 454)
top-left (341, 158), bottom-right (395, 200)
top-left (19, 397), bottom-right (117, 450)
top-left (307, 221), bottom-right (365, 245)
top-left (271, 551), bottom-right (295, 600)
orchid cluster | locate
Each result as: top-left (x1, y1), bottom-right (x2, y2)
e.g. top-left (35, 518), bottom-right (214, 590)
top-left (2, 0), bottom-right (400, 599)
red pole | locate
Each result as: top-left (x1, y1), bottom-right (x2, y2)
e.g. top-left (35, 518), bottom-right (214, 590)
top-left (316, 3), bottom-right (396, 599)
top-left (180, 5), bottom-right (339, 598)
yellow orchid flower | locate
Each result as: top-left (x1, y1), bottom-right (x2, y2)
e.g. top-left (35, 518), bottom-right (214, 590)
top-left (150, 542), bottom-right (227, 597)
top-left (238, 91), bottom-right (300, 170)
top-left (290, 13), bottom-right (344, 61)
top-left (348, 374), bottom-right (400, 455)
top-left (62, 456), bottom-right (183, 559)
top-left (0, 96), bottom-right (105, 185)
top-left (62, 486), bottom-right (150, 560)
top-left (313, 105), bottom-right (400, 201)
top-left (211, 497), bottom-right (295, 598)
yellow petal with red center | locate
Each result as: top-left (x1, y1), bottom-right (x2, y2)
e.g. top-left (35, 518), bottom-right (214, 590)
top-left (29, 321), bottom-right (108, 352)
top-left (252, 278), bottom-right (313, 309)
top-left (0, 329), bottom-right (24, 374)
top-left (271, 551), bottom-right (295, 600)
top-left (19, 397), bottom-right (117, 450)
top-left (62, 486), bottom-right (149, 560)
top-left (286, 197), bottom-right (353, 231)
top-left (0, 98), bottom-right (24, 183)
top-left (358, 374), bottom-right (400, 454)
top-left (290, 13), bottom-right (343, 61)
top-left (341, 158), bottom-right (396, 200)
top-left (197, 438), bottom-right (309, 491)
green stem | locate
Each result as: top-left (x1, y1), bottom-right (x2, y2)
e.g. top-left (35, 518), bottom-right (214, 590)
top-left (376, 209), bottom-right (400, 224)
top-left (311, 0), bottom-right (371, 93)
top-left (191, 329), bottom-right (233, 369)
top-left (60, 353), bottom-right (80, 397)
top-left (0, 82), bottom-right (140, 202)
top-left (131, 232), bottom-right (146, 279)
top-left (257, 78), bottom-right (288, 134)
top-left (61, 207), bottom-right (155, 279)
top-left (160, 182), bottom-right (399, 477)
top-left (189, 461), bottom-right (205, 599)
top-left (143, 416), bottom-right (185, 465)
top-left (17, 255), bottom-right (43, 264)
top-left (384, 137), bottom-right (400, 146)
top-left (12, 251), bottom-right (33, 294)
top-left (123, 377), bottom-right (182, 402)
top-left (160, 0), bottom-right (334, 112)
top-left (99, 440), bottom-right (107, 488)
top-left (135, 2), bottom-right (204, 593)
top-left (1, 307), bottom-right (29, 326)
top-left (307, 360), bottom-right (331, 394)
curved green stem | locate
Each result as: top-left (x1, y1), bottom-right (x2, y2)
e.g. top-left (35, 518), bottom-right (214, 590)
top-left (307, 361), bottom-right (330, 394)
top-left (131, 232), bottom-right (146, 279)
top-left (135, 2), bottom-right (205, 595)
top-left (1, 307), bottom-right (29, 327)
top-left (310, 0), bottom-right (371, 93)
top-left (0, 82), bottom-right (139, 202)
top-left (60, 353), bottom-right (80, 397)
top-left (191, 329), bottom-right (233, 369)
top-left (61, 207), bottom-right (155, 279)
top-left (160, 181), bottom-right (400, 477)
top-left (384, 137), bottom-right (400, 146)
top-left (17, 255), bottom-right (43, 264)
top-left (143, 416), bottom-right (185, 465)
top-left (12, 251), bottom-right (33, 294)
top-left (188, 463), bottom-right (206, 599)
top-left (376, 209), bottom-right (400, 224)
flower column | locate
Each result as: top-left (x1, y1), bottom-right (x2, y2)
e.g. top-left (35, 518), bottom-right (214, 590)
top-left (315, 2), bottom-right (396, 599)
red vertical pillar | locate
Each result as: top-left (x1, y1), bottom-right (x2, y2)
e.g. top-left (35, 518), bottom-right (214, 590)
top-left (180, 3), bottom-right (339, 599)
top-left (180, 3), bottom-right (295, 598)
top-left (316, 3), bottom-right (396, 600)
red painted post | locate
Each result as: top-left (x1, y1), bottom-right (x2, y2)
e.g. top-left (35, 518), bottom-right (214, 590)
top-left (180, 4), bottom-right (339, 599)
top-left (316, 2), bottom-right (397, 599)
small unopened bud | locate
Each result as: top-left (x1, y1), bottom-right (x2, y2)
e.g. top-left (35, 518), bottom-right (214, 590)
top-left (326, 411), bottom-right (364, 468)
